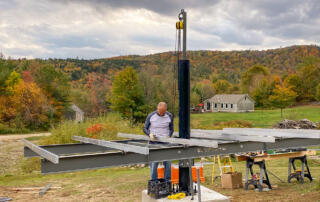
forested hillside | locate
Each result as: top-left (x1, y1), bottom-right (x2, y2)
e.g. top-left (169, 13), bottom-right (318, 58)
top-left (1, 45), bottom-right (320, 131)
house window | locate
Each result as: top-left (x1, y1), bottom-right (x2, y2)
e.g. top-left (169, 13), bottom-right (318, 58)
top-left (207, 102), bottom-right (211, 110)
top-left (226, 104), bottom-right (228, 108)
top-left (231, 104), bottom-right (233, 108)
top-left (221, 103), bottom-right (223, 108)
top-left (214, 103), bottom-right (217, 108)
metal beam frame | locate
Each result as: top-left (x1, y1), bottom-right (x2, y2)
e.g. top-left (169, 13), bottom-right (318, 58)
top-left (72, 136), bottom-right (149, 155)
top-left (231, 128), bottom-right (320, 134)
top-left (237, 128), bottom-right (320, 136)
top-left (118, 133), bottom-right (218, 148)
top-left (223, 128), bottom-right (320, 139)
top-left (23, 139), bottom-right (59, 164)
top-left (24, 140), bottom-right (174, 158)
top-left (178, 130), bottom-right (275, 142)
top-left (39, 138), bottom-right (320, 174)
top-left (278, 129), bottom-right (320, 134)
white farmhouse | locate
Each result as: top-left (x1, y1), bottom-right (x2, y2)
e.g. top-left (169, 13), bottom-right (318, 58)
top-left (204, 94), bottom-right (255, 112)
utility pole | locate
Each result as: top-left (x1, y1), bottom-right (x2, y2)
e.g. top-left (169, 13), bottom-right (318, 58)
top-left (177, 9), bottom-right (193, 196)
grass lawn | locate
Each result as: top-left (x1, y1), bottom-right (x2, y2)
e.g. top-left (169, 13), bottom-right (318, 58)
top-left (1, 158), bottom-right (319, 202)
top-left (190, 105), bottom-right (320, 128)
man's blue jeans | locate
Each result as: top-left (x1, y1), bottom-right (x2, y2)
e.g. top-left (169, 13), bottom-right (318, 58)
top-left (150, 161), bottom-right (171, 181)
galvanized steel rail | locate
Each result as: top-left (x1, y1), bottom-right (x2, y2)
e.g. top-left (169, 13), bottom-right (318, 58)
top-left (72, 136), bottom-right (149, 155)
top-left (223, 128), bottom-right (320, 139)
top-left (23, 139), bottom-right (59, 164)
top-left (185, 129), bottom-right (275, 142)
top-left (118, 133), bottom-right (219, 148)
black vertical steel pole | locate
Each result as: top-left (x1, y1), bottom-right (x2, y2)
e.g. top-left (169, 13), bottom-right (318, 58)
top-left (178, 59), bottom-right (190, 139)
top-left (178, 59), bottom-right (192, 193)
top-left (177, 9), bottom-right (193, 195)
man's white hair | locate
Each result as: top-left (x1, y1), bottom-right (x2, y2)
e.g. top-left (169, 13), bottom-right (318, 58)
top-left (157, 102), bottom-right (167, 108)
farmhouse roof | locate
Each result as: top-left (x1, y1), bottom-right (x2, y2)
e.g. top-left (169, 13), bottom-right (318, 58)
top-left (206, 94), bottom-right (253, 104)
top-left (71, 104), bottom-right (84, 115)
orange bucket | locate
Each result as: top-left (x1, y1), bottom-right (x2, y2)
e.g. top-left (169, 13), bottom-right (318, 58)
top-left (157, 167), bottom-right (164, 179)
top-left (157, 166), bottom-right (179, 184)
top-left (192, 166), bottom-right (205, 183)
top-left (157, 165), bottom-right (204, 184)
top-left (171, 166), bottom-right (179, 184)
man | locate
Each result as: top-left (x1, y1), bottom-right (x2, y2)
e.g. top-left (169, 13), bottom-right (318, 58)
top-left (143, 102), bottom-right (174, 181)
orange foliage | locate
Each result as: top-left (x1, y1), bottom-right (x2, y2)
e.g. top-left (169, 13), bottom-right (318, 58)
top-left (22, 71), bottom-right (33, 83)
top-left (86, 123), bottom-right (103, 138)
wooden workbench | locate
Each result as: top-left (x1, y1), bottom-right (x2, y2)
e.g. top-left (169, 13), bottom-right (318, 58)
top-left (236, 150), bottom-right (316, 162)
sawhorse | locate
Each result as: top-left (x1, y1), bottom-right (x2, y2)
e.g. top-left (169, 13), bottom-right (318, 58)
top-left (288, 155), bottom-right (312, 184)
top-left (244, 158), bottom-right (272, 192)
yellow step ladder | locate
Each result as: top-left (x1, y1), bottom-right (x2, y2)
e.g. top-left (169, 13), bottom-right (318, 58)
top-left (211, 155), bottom-right (234, 184)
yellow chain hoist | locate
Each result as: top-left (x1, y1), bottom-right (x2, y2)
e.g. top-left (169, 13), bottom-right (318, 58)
top-left (168, 192), bottom-right (186, 200)
top-left (176, 21), bottom-right (184, 30)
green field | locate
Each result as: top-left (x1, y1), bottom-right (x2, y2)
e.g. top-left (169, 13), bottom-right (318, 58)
top-left (190, 105), bottom-right (320, 129)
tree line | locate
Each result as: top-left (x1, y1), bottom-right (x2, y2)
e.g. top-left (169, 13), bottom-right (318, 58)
top-left (1, 45), bottom-right (320, 131)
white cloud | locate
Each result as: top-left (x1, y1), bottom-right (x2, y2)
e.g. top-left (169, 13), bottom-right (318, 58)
top-left (0, 0), bottom-right (319, 59)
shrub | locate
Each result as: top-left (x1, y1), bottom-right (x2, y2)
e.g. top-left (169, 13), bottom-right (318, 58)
top-left (40, 112), bottom-right (143, 145)
top-left (0, 123), bottom-right (30, 134)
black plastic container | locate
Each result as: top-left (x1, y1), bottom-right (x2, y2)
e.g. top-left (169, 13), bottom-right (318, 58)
top-left (147, 179), bottom-right (172, 199)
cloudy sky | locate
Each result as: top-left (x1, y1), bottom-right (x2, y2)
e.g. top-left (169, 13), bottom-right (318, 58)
top-left (0, 0), bottom-right (319, 59)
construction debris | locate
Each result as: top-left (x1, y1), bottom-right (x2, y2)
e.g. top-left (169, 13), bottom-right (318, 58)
top-left (0, 197), bottom-right (11, 202)
top-left (39, 183), bottom-right (52, 196)
top-left (7, 186), bottom-right (61, 191)
top-left (273, 119), bottom-right (318, 129)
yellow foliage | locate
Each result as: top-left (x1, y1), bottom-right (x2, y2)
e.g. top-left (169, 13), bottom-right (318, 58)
top-left (0, 81), bottom-right (50, 128)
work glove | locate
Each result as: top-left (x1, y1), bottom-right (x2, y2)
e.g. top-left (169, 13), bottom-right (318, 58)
top-left (150, 133), bottom-right (156, 141)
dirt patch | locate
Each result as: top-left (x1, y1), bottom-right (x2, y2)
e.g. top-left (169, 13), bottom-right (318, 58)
top-left (0, 133), bottom-right (50, 175)
top-left (0, 133), bottom-right (50, 141)
top-left (211, 185), bottom-right (320, 202)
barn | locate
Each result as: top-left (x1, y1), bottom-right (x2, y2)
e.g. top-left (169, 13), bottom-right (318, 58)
top-left (204, 94), bottom-right (255, 112)
top-left (63, 104), bottom-right (85, 122)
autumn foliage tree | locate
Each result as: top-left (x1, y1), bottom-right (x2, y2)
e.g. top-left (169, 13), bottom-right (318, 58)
top-left (11, 81), bottom-right (50, 129)
top-left (0, 72), bottom-right (51, 129)
top-left (213, 79), bottom-right (231, 94)
top-left (0, 70), bottom-right (23, 124)
top-left (252, 80), bottom-right (271, 108)
top-left (82, 72), bottom-right (111, 116)
top-left (108, 66), bottom-right (148, 122)
top-left (0, 59), bottom-right (15, 94)
top-left (192, 80), bottom-right (215, 103)
top-left (316, 83), bottom-right (320, 101)
top-left (252, 75), bottom-right (280, 108)
top-left (34, 65), bottom-right (71, 120)
top-left (284, 57), bottom-right (320, 102)
top-left (269, 84), bottom-right (297, 117)
top-left (241, 64), bottom-right (270, 95)
top-left (0, 60), bottom-right (71, 131)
